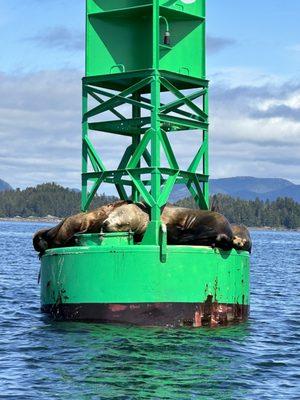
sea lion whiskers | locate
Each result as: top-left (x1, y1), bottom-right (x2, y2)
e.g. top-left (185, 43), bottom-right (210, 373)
top-left (185, 215), bottom-right (197, 230)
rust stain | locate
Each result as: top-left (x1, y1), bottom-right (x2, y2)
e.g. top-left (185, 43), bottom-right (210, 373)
top-left (213, 277), bottom-right (218, 302)
top-left (129, 304), bottom-right (140, 310)
top-left (109, 304), bottom-right (128, 312)
top-left (194, 311), bottom-right (202, 327)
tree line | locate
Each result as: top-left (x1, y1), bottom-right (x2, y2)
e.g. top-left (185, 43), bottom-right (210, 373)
top-left (175, 194), bottom-right (300, 229)
top-left (0, 183), bottom-right (299, 228)
top-left (0, 183), bottom-right (117, 218)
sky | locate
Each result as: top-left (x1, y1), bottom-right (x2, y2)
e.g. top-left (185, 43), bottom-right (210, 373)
top-left (1, 0), bottom-right (300, 190)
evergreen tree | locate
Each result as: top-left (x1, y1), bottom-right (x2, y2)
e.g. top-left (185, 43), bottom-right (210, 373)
top-left (0, 183), bottom-right (117, 218)
top-left (175, 194), bottom-right (300, 229)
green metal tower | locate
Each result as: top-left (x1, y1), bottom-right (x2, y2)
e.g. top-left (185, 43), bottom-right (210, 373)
top-left (82, 0), bottom-right (209, 244)
top-left (40, 0), bottom-right (250, 327)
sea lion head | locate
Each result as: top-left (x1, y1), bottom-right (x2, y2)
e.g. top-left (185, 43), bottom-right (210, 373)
top-left (231, 224), bottom-right (252, 252)
top-left (103, 203), bottom-right (149, 234)
top-left (233, 235), bottom-right (247, 249)
top-left (33, 229), bottom-right (49, 256)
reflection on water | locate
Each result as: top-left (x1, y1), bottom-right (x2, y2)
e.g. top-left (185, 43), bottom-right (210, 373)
top-left (0, 222), bottom-right (299, 399)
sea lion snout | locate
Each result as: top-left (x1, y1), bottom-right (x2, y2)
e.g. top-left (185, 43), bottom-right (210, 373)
top-left (231, 225), bottom-right (252, 252)
top-left (103, 214), bottom-right (132, 232)
top-left (102, 218), bottom-right (110, 230)
top-left (233, 236), bottom-right (246, 247)
top-left (33, 233), bottom-right (49, 255)
top-left (102, 204), bottom-right (149, 234)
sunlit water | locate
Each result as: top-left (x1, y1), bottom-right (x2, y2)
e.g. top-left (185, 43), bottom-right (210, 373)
top-left (0, 221), bottom-right (299, 399)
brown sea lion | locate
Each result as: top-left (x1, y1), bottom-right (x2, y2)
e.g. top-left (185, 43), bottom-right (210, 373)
top-left (104, 203), bottom-right (234, 250)
top-left (33, 220), bottom-right (66, 255)
top-left (103, 203), bottom-right (149, 239)
top-left (231, 224), bottom-right (252, 253)
top-left (161, 206), bottom-right (233, 250)
top-left (33, 200), bottom-right (128, 255)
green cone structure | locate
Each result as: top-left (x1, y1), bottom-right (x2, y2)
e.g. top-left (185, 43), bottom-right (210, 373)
top-left (40, 0), bottom-right (250, 327)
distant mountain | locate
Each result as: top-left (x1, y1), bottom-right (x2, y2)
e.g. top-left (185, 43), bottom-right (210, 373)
top-left (69, 188), bottom-right (81, 193)
top-left (259, 185), bottom-right (300, 203)
top-left (170, 177), bottom-right (300, 203)
top-left (0, 178), bottom-right (12, 192)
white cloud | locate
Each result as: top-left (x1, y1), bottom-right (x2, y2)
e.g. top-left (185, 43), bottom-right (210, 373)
top-left (0, 68), bottom-right (300, 192)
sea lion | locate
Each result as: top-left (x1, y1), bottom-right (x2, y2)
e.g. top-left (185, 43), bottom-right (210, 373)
top-left (33, 200), bottom-right (128, 255)
top-left (231, 224), bottom-right (252, 253)
top-left (104, 203), bottom-right (234, 250)
top-left (33, 220), bottom-right (66, 255)
top-left (103, 203), bottom-right (149, 239)
top-left (161, 205), bottom-right (233, 250)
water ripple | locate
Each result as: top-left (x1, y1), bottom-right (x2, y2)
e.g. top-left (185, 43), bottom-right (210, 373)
top-left (0, 222), bottom-right (299, 399)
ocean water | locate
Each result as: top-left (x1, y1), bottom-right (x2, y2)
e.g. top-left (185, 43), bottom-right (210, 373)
top-left (0, 221), bottom-right (299, 399)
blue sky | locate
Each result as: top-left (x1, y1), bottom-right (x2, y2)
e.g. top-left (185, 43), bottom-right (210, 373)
top-left (1, 0), bottom-right (300, 189)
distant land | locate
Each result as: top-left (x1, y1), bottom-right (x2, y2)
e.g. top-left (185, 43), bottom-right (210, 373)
top-left (170, 177), bottom-right (300, 203)
top-left (0, 182), bottom-right (299, 229)
top-left (1, 176), bottom-right (300, 203)
top-left (0, 178), bottom-right (12, 192)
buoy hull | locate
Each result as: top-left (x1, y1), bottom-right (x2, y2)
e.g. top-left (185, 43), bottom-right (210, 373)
top-left (40, 241), bottom-right (250, 327)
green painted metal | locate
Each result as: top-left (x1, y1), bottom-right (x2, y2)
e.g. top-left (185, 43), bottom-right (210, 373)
top-left (82, 0), bottom-right (209, 244)
top-left (85, 1), bottom-right (205, 78)
top-left (41, 238), bottom-right (250, 306)
top-left (40, 2), bottom-right (250, 324)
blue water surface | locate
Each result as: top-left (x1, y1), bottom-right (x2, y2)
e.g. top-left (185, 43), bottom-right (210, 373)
top-left (0, 221), bottom-right (299, 399)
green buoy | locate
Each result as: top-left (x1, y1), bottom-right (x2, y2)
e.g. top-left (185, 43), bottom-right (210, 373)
top-left (40, 0), bottom-right (250, 327)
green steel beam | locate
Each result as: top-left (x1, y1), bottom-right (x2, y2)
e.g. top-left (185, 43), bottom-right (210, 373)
top-left (203, 89), bottom-right (209, 206)
top-left (87, 85), bottom-right (154, 112)
top-left (127, 129), bottom-right (152, 169)
top-left (140, 94), bottom-right (202, 121)
top-left (159, 114), bottom-right (208, 130)
top-left (160, 77), bottom-right (208, 121)
top-left (132, 93), bottom-right (141, 202)
top-left (85, 77), bottom-right (153, 119)
top-left (81, 84), bottom-right (88, 211)
top-left (81, 0), bottom-right (210, 242)
top-left (89, 117), bottom-right (150, 136)
top-left (188, 141), bottom-right (208, 173)
top-left (160, 88), bottom-right (207, 116)
top-left (159, 129), bottom-right (179, 170)
top-left (87, 88), bottom-right (126, 121)
top-left (84, 136), bottom-right (106, 172)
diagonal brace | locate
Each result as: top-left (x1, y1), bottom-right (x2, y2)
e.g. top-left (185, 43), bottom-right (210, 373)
top-left (160, 77), bottom-right (208, 122)
top-left (85, 77), bottom-right (153, 119)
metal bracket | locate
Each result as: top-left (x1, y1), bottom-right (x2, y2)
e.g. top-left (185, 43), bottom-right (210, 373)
top-left (160, 224), bottom-right (167, 263)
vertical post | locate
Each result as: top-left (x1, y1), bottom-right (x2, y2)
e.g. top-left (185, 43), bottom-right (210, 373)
top-left (153, 0), bottom-right (159, 71)
top-left (142, 0), bottom-right (161, 244)
top-left (202, 0), bottom-right (209, 208)
top-left (81, 82), bottom-right (88, 211)
top-left (202, 90), bottom-right (209, 207)
top-left (132, 93), bottom-right (140, 202)
top-left (151, 0), bottom-right (161, 242)
top-left (150, 71), bottom-right (161, 226)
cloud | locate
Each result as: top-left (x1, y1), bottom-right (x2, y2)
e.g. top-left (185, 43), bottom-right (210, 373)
top-left (251, 104), bottom-right (300, 122)
top-left (0, 69), bottom-right (131, 190)
top-left (0, 70), bottom-right (82, 188)
top-left (1, 68), bottom-right (300, 192)
top-left (28, 26), bottom-right (84, 51)
top-left (207, 35), bottom-right (236, 54)
top-left (206, 75), bottom-right (300, 183)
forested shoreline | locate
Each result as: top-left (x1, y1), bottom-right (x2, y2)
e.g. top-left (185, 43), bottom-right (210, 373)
top-left (0, 183), bottom-right (299, 229)
top-left (176, 194), bottom-right (300, 229)
top-left (0, 183), bottom-right (117, 219)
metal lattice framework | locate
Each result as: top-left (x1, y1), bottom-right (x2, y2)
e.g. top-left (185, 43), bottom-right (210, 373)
top-left (82, 1), bottom-right (209, 245)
